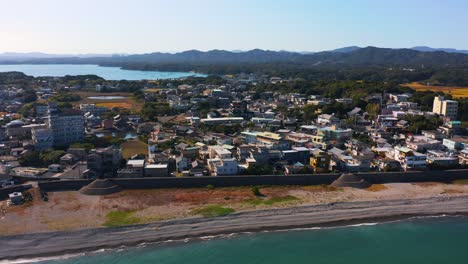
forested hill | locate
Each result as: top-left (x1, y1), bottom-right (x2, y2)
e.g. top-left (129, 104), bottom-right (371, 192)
top-left (2, 47), bottom-right (468, 67)
top-left (1, 47), bottom-right (467, 85)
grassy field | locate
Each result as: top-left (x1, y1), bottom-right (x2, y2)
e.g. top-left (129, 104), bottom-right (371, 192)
top-left (192, 205), bottom-right (235, 218)
top-left (245, 195), bottom-right (299, 206)
top-left (104, 210), bottom-right (141, 227)
top-left (71, 91), bottom-right (143, 111)
top-left (403, 82), bottom-right (468, 98)
top-left (122, 139), bottom-right (148, 159)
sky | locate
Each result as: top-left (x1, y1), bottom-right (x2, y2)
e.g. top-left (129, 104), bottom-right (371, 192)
top-left (0, 0), bottom-right (467, 54)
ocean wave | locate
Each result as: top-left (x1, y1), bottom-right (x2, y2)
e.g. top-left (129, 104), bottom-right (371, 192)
top-left (1, 253), bottom-right (84, 264)
top-left (9, 214), bottom-right (466, 263)
top-left (346, 222), bottom-right (379, 227)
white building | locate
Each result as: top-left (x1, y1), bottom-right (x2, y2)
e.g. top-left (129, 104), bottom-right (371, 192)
top-left (394, 146), bottom-right (427, 170)
top-left (47, 106), bottom-right (85, 147)
top-left (432, 96), bottom-right (458, 120)
top-left (208, 158), bottom-right (238, 176)
top-left (31, 127), bottom-right (54, 151)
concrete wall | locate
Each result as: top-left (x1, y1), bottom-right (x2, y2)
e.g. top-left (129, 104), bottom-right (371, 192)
top-left (359, 170), bottom-right (468, 184)
top-left (0, 184), bottom-right (32, 200)
top-left (38, 179), bottom-right (93, 192)
top-left (37, 169), bottom-right (468, 192)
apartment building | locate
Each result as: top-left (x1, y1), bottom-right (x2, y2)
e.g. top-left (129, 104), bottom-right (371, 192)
top-left (86, 146), bottom-right (122, 178)
top-left (432, 96), bottom-right (458, 120)
top-left (47, 105), bottom-right (85, 147)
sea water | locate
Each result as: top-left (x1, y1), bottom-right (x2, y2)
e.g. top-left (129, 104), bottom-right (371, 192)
top-left (23, 216), bottom-right (468, 264)
top-left (0, 64), bottom-right (206, 80)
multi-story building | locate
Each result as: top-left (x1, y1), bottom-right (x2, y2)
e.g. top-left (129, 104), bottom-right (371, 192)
top-left (207, 158), bottom-right (238, 176)
top-left (79, 103), bottom-right (107, 116)
top-left (31, 127), bottom-right (54, 151)
top-left (394, 146), bottom-right (427, 171)
top-left (309, 148), bottom-right (330, 173)
top-left (256, 132), bottom-right (290, 150)
top-left (459, 149), bottom-right (468, 166)
top-left (432, 96), bottom-right (458, 120)
top-left (443, 136), bottom-right (468, 150)
top-left (287, 132), bottom-right (312, 147)
top-left (47, 105), bottom-right (84, 147)
top-left (86, 146), bottom-right (122, 178)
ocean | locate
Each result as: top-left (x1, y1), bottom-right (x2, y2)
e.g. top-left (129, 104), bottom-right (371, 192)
top-left (0, 64), bottom-right (206, 80)
top-left (20, 216), bottom-right (468, 264)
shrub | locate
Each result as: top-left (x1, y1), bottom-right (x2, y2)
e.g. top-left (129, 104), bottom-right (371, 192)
top-left (192, 205), bottom-right (235, 217)
top-left (251, 186), bottom-right (262, 196)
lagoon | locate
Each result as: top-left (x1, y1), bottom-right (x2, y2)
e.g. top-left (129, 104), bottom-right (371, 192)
top-left (0, 64), bottom-right (206, 80)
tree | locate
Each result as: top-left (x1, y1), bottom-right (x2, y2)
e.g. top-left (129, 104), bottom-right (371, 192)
top-left (23, 89), bottom-right (37, 103)
top-left (140, 102), bottom-right (174, 121)
top-left (365, 103), bottom-right (381, 120)
top-left (40, 150), bottom-right (66, 165)
top-left (19, 151), bottom-right (42, 167)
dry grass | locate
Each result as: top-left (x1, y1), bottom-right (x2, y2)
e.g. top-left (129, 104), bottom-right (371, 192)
top-left (71, 91), bottom-right (143, 111)
top-left (412, 182), bottom-right (441, 187)
top-left (403, 82), bottom-right (468, 98)
top-left (121, 139), bottom-right (147, 159)
top-left (96, 102), bottom-right (133, 109)
top-left (441, 189), bottom-right (465, 195)
top-left (452, 179), bottom-right (468, 185)
top-left (303, 185), bottom-right (339, 192)
top-left (366, 184), bottom-right (388, 192)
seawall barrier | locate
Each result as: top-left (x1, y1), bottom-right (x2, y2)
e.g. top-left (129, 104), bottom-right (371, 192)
top-left (0, 184), bottom-right (33, 200)
top-left (37, 169), bottom-right (468, 192)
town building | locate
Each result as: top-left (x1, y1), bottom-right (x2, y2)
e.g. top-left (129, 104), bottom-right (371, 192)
top-left (47, 105), bottom-right (85, 147)
top-left (432, 96), bottom-right (458, 120)
top-left (86, 146), bottom-right (122, 178)
top-left (31, 126), bottom-right (54, 151)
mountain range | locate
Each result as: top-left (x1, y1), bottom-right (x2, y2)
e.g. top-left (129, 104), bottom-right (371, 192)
top-left (1, 46), bottom-right (467, 69)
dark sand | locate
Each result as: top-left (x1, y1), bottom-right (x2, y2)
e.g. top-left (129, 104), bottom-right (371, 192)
top-left (2, 195), bottom-right (468, 261)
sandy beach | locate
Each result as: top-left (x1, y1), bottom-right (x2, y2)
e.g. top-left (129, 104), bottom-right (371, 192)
top-left (2, 194), bottom-right (468, 261)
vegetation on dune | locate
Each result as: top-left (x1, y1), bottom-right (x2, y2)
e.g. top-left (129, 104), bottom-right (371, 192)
top-left (303, 185), bottom-right (340, 192)
top-left (104, 210), bottom-right (141, 227)
top-left (192, 205), bottom-right (235, 218)
top-left (366, 184), bottom-right (388, 192)
top-left (452, 179), bottom-right (468, 185)
top-left (251, 186), bottom-right (263, 196)
top-left (245, 195), bottom-right (299, 206)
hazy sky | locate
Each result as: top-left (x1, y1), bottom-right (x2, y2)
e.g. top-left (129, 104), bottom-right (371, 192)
top-left (0, 0), bottom-right (467, 54)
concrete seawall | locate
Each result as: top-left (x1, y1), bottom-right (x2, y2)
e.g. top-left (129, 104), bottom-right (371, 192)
top-left (0, 184), bottom-right (33, 199)
top-left (37, 169), bottom-right (468, 192)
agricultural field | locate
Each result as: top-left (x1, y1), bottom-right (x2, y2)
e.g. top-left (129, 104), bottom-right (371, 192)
top-left (122, 139), bottom-right (148, 159)
top-left (403, 82), bottom-right (468, 98)
top-left (71, 91), bottom-right (143, 111)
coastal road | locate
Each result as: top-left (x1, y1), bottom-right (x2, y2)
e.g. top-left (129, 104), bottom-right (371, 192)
top-left (2, 195), bottom-right (468, 261)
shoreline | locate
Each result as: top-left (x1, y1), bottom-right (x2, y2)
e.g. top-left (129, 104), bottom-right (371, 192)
top-left (2, 196), bottom-right (468, 261)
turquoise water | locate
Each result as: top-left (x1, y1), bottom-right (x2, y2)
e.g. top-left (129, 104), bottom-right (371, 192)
top-left (0, 64), bottom-right (206, 80)
top-left (32, 216), bottom-right (468, 264)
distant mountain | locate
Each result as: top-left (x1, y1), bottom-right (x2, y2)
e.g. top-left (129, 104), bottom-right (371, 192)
top-left (329, 46), bottom-right (362, 53)
top-left (0, 52), bottom-right (117, 62)
top-left (411, 46), bottom-right (468, 54)
top-left (1, 47), bottom-right (468, 69)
